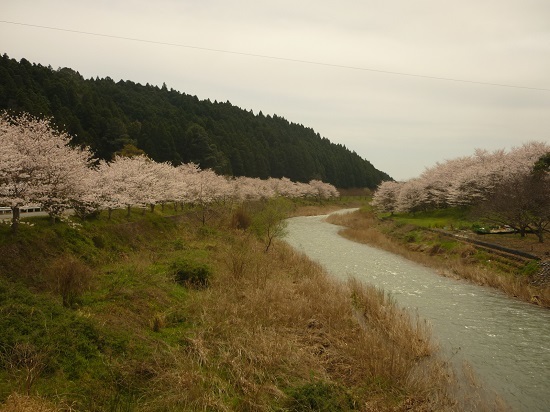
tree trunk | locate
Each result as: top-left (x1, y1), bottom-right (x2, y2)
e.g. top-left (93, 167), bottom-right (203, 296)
top-left (519, 229), bottom-right (526, 238)
top-left (535, 227), bottom-right (545, 243)
top-left (127, 205), bottom-right (131, 217)
top-left (11, 206), bottom-right (20, 233)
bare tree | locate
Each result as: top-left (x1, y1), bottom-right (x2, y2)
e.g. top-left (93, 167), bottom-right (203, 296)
top-left (476, 166), bottom-right (549, 242)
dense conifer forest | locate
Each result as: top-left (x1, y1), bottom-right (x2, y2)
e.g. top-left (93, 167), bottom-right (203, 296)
top-left (0, 54), bottom-right (391, 188)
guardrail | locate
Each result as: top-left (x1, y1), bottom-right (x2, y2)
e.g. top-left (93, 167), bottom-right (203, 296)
top-left (430, 228), bottom-right (540, 261)
top-left (0, 206), bottom-right (42, 214)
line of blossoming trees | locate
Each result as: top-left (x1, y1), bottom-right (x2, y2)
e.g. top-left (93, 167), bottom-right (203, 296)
top-left (371, 141), bottom-right (550, 242)
top-left (0, 113), bottom-right (339, 232)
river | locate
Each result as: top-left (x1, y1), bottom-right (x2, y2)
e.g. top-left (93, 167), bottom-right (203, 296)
top-left (284, 211), bottom-right (550, 412)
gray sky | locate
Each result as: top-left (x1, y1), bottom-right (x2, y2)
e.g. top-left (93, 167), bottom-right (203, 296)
top-left (1, 0), bottom-right (549, 180)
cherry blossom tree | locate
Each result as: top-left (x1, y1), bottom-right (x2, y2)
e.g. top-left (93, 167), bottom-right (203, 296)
top-left (0, 115), bottom-right (32, 231)
top-left (308, 179), bottom-right (340, 202)
top-left (446, 149), bottom-right (507, 207)
top-left (371, 180), bottom-right (402, 214)
top-left (0, 112), bottom-right (347, 232)
top-left (374, 141), bottom-right (550, 214)
top-left (96, 155), bottom-right (160, 218)
top-left (268, 177), bottom-right (301, 198)
top-left (395, 178), bottom-right (427, 213)
top-left (507, 142), bottom-right (550, 177)
top-left (143, 160), bottom-right (178, 212)
top-left (416, 157), bottom-right (468, 210)
top-left (231, 176), bottom-right (274, 202)
top-left (0, 112), bottom-right (94, 230)
top-left (70, 167), bottom-right (104, 220)
top-left (186, 168), bottom-right (232, 224)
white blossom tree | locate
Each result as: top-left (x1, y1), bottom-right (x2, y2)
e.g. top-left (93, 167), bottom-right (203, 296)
top-left (96, 155), bottom-right (160, 218)
top-left (374, 141), bottom-right (550, 214)
top-left (172, 162), bottom-right (200, 210)
top-left (0, 112), bottom-right (345, 232)
top-left (0, 113), bottom-right (94, 230)
top-left (371, 180), bottom-right (402, 214)
top-left (308, 179), bottom-right (339, 202)
top-left (187, 168), bottom-right (232, 224)
top-left (231, 176), bottom-right (269, 202)
top-left (69, 167), bottom-right (104, 220)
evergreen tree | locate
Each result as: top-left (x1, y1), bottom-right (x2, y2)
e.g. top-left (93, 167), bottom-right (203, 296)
top-left (0, 54), bottom-right (391, 188)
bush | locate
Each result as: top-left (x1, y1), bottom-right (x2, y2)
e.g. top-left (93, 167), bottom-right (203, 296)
top-left (251, 197), bottom-right (291, 252)
top-left (285, 381), bottom-right (356, 411)
top-left (91, 235), bottom-right (105, 249)
top-left (404, 231), bottom-right (421, 243)
top-left (520, 260), bottom-right (540, 277)
top-left (231, 206), bottom-right (252, 230)
top-left (171, 259), bottom-right (211, 289)
top-left (46, 255), bottom-right (93, 308)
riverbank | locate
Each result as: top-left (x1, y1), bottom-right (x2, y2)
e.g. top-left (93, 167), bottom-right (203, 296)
top-left (326, 209), bottom-right (550, 308)
top-left (0, 203), bottom-right (488, 411)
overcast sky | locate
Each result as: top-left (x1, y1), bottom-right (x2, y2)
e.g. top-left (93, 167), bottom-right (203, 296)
top-left (1, 0), bottom-right (549, 180)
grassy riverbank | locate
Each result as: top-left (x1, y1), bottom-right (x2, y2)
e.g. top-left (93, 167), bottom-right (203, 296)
top-left (0, 201), bottom-right (505, 411)
top-left (327, 207), bottom-right (550, 308)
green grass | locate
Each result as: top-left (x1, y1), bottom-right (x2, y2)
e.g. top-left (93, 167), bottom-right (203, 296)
top-left (384, 207), bottom-right (477, 230)
top-left (0, 208), bottom-right (201, 409)
top-left (285, 381), bottom-right (356, 411)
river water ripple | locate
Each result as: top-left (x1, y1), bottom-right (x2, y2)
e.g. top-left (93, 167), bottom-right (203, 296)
top-left (284, 212), bottom-right (550, 412)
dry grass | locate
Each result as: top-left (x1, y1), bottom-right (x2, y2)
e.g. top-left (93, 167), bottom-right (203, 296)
top-left (135, 228), bottom-right (496, 411)
top-left (289, 204), bottom-right (345, 217)
top-left (0, 206), bottom-right (508, 411)
top-left (0, 393), bottom-right (57, 412)
top-left (327, 210), bottom-right (550, 308)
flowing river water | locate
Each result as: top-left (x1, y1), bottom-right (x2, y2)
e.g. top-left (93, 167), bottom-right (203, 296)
top-left (284, 211), bottom-right (550, 412)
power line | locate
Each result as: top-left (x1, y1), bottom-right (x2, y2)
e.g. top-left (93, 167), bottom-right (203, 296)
top-left (2, 19), bottom-right (549, 92)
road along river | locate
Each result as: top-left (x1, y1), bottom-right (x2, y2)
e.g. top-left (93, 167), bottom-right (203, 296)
top-left (284, 211), bottom-right (550, 412)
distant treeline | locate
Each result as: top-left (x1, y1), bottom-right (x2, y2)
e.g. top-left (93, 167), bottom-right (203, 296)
top-left (0, 54), bottom-right (391, 188)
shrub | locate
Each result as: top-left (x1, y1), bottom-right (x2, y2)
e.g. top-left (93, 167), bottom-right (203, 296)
top-left (520, 260), bottom-right (540, 277)
top-left (285, 381), bottom-right (356, 411)
top-left (404, 231), bottom-right (420, 243)
top-left (172, 237), bottom-right (185, 251)
top-left (46, 255), bottom-right (93, 308)
top-left (150, 312), bottom-right (166, 332)
top-left (171, 259), bottom-right (211, 289)
top-left (251, 197), bottom-right (291, 252)
top-left (91, 235), bottom-right (105, 249)
top-left (0, 342), bottom-right (48, 395)
top-left (231, 206), bottom-right (251, 230)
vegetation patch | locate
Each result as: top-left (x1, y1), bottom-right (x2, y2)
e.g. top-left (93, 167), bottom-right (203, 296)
top-left (170, 258), bottom-right (212, 289)
top-left (285, 381), bottom-right (356, 411)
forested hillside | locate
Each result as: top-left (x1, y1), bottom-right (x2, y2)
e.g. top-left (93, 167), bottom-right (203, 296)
top-left (0, 54), bottom-right (390, 188)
